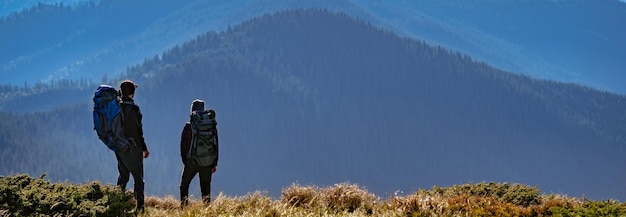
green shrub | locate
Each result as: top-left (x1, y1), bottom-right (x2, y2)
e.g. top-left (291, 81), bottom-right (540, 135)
top-left (0, 174), bottom-right (134, 216)
top-left (431, 182), bottom-right (540, 206)
top-left (549, 199), bottom-right (626, 217)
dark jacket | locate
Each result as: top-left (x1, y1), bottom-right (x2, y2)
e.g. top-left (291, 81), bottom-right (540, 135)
top-left (180, 121), bottom-right (219, 166)
top-left (121, 96), bottom-right (147, 151)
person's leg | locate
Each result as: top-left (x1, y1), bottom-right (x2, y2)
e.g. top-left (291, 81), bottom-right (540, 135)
top-left (180, 161), bottom-right (198, 206)
top-left (198, 166), bottom-right (213, 204)
top-left (125, 148), bottom-right (145, 210)
top-left (115, 152), bottom-right (130, 190)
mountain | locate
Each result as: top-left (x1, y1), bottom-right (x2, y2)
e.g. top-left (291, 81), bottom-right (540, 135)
top-left (1, 0), bottom-right (625, 95)
top-left (1, 9), bottom-right (624, 201)
top-left (0, 0), bottom-right (96, 17)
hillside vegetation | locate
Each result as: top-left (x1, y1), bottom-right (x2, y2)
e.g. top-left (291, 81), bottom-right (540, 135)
top-left (1, 9), bottom-right (625, 201)
top-left (1, 174), bottom-right (625, 217)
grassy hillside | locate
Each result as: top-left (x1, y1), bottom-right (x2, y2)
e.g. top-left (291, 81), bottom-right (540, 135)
top-left (1, 174), bottom-right (625, 217)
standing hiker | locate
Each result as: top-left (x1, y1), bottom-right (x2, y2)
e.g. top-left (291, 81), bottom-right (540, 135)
top-left (117, 80), bottom-right (150, 212)
top-left (180, 99), bottom-right (219, 206)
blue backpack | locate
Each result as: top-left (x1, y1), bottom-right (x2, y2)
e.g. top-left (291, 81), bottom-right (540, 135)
top-left (93, 85), bottom-right (130, 152)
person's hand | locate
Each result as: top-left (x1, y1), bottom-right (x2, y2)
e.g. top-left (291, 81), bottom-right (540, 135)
top-left (143, 150), bottom-right (150, 159)
top-left (212, 167), bottom-right (217, 173)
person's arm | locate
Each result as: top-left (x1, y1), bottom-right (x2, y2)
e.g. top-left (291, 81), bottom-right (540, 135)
top-left (180, 123), bottom-right (191, 164)
top-left (212, 118), bottom-right (218, 173)
top-left (122, 102), bottom-right (149, 158)
top-left (134, 105), bottom-right (149, 158)
top-left (214, 128), bottom-right (218, 167)
top-left (212, 129), bottom-right (218, 173)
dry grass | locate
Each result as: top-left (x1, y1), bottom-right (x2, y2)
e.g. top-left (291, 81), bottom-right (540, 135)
top-left (134, 182), bottom-right (625, 217)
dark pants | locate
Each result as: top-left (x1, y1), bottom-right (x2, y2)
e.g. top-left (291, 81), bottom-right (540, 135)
top-left (180, 160), bottom-right (213, 205)
top-left (115, 147), bottom-right (144, 209)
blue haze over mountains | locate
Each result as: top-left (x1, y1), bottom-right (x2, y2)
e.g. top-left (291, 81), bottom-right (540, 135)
top-left (0, 0), bottom-right (625, 202)
top-left (1, 0), bottom-right (625, 94)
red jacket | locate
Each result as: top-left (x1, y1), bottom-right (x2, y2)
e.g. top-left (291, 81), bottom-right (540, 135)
top-left (180, 122), bottom-right (192, 163)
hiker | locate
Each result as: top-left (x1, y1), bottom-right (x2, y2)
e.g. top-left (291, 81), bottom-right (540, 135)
top-left (180, 99), bottom-right (219, 206)
top-left (117, 80), bottom-right (150, 212)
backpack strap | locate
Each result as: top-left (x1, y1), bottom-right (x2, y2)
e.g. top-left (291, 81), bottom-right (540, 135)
top-left (188, 114), bottom-right (198, 157)
top-left (121, 101), bottom-right (135, 120)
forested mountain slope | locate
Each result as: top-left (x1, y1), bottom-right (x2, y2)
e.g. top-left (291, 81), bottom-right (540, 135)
top-left (363, 0), bottom-right (626, 93)
top-left (0, 0), bottom-right (191, 84)
top-left (1, 0), bottom-right (625, 94)
top-left (1, 9), bottom-right (624, 201)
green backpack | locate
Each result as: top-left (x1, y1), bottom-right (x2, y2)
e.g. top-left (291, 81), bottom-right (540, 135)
top-left (188, 109), bottom-right (218, 167)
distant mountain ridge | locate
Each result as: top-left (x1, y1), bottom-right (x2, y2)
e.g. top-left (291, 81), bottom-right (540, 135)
top-left (1, 0), bottom-right (625, 93)
top-left (0, 0), bottom-right (96, 17)
top-left (1, 9), bottom-right (624, 201)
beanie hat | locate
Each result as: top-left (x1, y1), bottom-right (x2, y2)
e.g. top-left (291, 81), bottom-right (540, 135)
top-left (191, 99), bottom-right (205, 112)
top-left (120, 80), bottom-right (137, 96)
